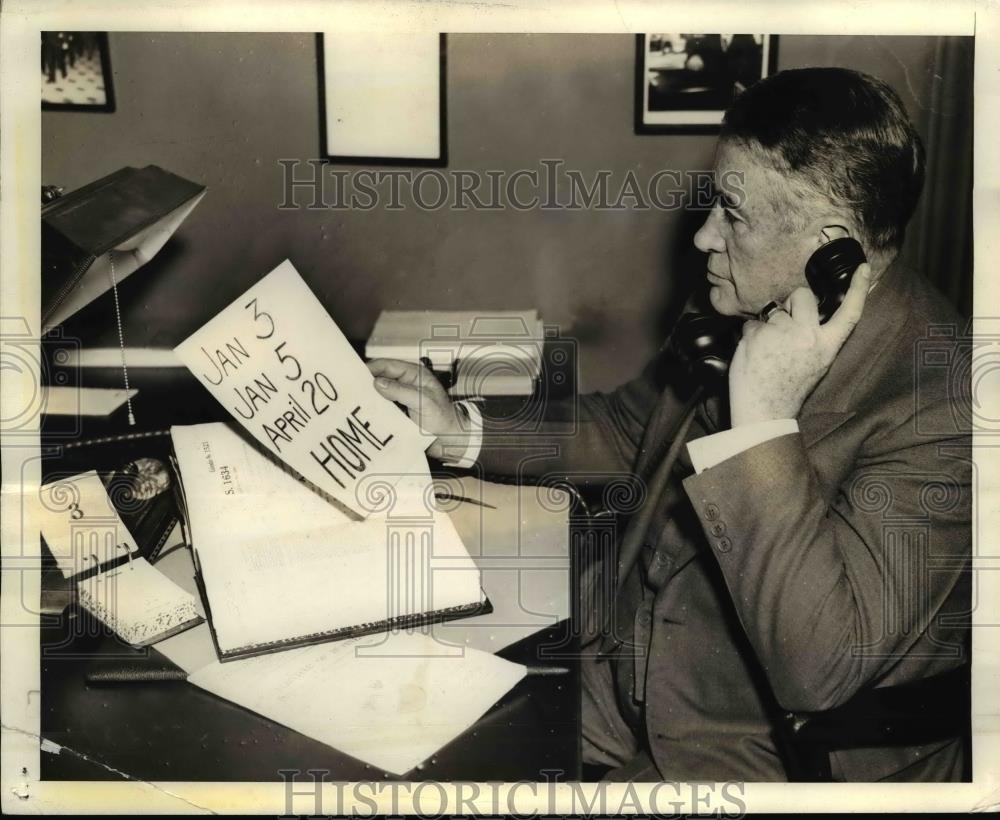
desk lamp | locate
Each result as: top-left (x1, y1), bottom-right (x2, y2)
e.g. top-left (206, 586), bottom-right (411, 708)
top-left (41, 165), bottom-right (206, 425)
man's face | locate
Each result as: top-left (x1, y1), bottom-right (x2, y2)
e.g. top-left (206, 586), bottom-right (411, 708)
top-left (693, 139), bottom-right (818, 317)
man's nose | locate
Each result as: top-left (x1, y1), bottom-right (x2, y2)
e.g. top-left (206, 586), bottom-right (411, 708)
top-left (693, 207), bottom-right (726, 254)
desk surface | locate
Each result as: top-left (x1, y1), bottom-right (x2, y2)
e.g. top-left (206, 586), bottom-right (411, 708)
top-left (40, 619), bottom-right (579, 782)
top-left (38, 355), bottom-right (581, 782)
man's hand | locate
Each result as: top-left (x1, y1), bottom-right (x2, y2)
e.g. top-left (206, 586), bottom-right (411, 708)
top-left (729, 263), bottom-right (872, 427)
top-left (366, 358), bottom-right (472, 461)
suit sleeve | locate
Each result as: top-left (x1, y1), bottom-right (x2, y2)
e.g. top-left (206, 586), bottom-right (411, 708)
top-left (682, 398), bottom-right (971, 713)
top-left (472, 356), bottom-right (684, 484)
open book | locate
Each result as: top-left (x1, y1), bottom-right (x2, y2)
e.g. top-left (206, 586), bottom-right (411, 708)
top-left (170, 422), bottom-right (488, 661)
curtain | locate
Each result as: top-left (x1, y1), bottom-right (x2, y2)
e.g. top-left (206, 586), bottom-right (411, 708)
top-left (900, 36), bottom-right (974, 318)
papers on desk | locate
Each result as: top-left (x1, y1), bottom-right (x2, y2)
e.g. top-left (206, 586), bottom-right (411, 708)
top-left (152, 544), bottom-right (219, 673)
top-left (38, 470), bottom-right (141, 578)
top-left (433, 477), bottom-right (571, 653)
top-left (170, 422), bottom-right (486, 660)
top-left (146, 471), bottom-right (567, 773)
top-left (188, 631), bottom-right (526, 775)
top-left (42, 386), bottom-right (138, 416)
top-left (366, 309), bottom-right (544, 396)
top-left (174, 259), bottom-right (430, 518)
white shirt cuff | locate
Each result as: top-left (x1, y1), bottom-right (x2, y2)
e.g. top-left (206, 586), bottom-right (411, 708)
top-left (687, 419), bottom-right (799, 474)
top-left (439, 399), bottom-right (484, 468)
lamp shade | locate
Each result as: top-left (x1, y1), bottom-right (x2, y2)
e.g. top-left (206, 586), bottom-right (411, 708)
top-left (41, 165), bottom-right (206, 334)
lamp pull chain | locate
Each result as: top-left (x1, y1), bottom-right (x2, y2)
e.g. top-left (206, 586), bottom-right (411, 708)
top-left (108, 250), bottom-right (136, 426)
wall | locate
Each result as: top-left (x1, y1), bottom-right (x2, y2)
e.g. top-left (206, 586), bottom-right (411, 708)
top-left (42, 33), bottom-right (972, 392)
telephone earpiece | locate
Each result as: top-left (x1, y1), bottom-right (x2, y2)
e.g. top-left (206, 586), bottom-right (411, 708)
top-left (670, 235), bottom-right (867, 393)
top-left (805, 236), bottom-right (867, 324)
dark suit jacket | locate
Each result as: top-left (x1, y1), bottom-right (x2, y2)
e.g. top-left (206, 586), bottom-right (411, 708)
top-left (474, 260), bottom-right (971, 781)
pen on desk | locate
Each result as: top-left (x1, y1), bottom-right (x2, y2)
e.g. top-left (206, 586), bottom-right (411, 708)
top-left (434, 492), bottom-right (498, 510)
top-left (85, 667), bottom-right (188, 685)
top-left (525, 665), bottom-right (571, 676)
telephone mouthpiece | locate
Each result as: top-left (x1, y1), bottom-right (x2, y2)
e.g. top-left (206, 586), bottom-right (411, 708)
top-left (670, 312), bottom-right (739, 393)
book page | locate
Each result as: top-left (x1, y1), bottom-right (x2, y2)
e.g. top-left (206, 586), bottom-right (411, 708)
top-left (188, 630), bottom-right (526, 775)
top-left (37, 470), bottom-right (140, 578)
top-left (77, 557), bottom-right (202, 648)
top-left (171, 423), bottom-right (483, 656)
top-left (174, 259), bottom-right (430, 518)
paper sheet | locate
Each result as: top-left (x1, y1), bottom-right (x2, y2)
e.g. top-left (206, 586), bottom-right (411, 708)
top-left (42, 386), bottom-right (138, 416)
top-left (149, 543), bottom-right (221, 672)
top-left (174, 259), bottom-right (430, 517)
top-left (153, 621), bottom-right (217, 673)
top-left (37, 470), bottom-right (140, 577)
top-left (433, 477), bottom-right (571, 652)
top-left (188, 630), bottom-right (526, 775)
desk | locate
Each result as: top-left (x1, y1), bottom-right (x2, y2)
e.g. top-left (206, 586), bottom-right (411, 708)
top-left (38, 346), bottom-right (581, 782)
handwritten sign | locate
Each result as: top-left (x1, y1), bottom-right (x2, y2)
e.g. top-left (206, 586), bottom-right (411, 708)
top-left (174, 260), bottom-right (428, 517)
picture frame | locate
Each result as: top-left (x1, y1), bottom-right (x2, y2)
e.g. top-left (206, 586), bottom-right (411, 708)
top-left (635, 33), bottom-right (778, 134)
top-left (41, 32), bottom-right (116, 112)
top-left (316, 32), bottom-right (448, 166)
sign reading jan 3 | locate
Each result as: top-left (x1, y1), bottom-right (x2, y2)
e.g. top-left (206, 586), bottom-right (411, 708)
top-left (174, 260), bottom-right (428, 518)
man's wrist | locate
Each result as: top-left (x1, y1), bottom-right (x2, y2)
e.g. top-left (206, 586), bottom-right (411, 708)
top-left (730, 394), bottom-right (801, 428)
top-left (436, 400), bottom-right (483, 468)
top-left (688, 418), bottom-right (799, 473)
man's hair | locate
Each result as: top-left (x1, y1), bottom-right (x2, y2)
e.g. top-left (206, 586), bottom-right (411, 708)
top-left (721, 67), bottom-right (925, 255)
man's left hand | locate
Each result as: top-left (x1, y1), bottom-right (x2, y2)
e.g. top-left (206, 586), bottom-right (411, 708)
top-left (728, 263), bottom-right (872, 427)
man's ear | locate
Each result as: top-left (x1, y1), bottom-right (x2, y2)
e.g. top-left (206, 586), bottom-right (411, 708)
top-left (818, 224), bottom-right (852, 244)
top-left (801, 213), bottom-right (857, 253)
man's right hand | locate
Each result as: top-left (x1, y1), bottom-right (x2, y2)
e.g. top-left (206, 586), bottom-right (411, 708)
top-left (366, 358), bottom-right (472, 461)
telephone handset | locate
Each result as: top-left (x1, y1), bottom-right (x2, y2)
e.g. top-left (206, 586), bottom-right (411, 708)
top-left (670, 235), bottom-right (867, 393)
top-left (598, 235), bottom-right (868, 650)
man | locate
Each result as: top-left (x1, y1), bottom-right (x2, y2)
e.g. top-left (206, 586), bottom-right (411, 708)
top-left (368, 68), bottom-right (971, 782)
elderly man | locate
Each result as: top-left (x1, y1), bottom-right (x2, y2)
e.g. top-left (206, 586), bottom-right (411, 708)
top-left (368, 67), bottom-right (971, 782)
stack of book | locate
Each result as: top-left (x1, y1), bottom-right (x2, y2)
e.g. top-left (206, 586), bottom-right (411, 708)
top-left (365, 309), bottom-right (544, 397)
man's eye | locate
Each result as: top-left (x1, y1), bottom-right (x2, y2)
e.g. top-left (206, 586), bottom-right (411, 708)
top-left (713, 192), bottom-right (739, 226)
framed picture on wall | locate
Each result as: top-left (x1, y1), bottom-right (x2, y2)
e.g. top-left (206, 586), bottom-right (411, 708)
top-left (317, 32), bottom-right (447, 166)
top-left (41, 32), bottom-right (116, 112)
top-left (635, 34), bottom-right (778, 133)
